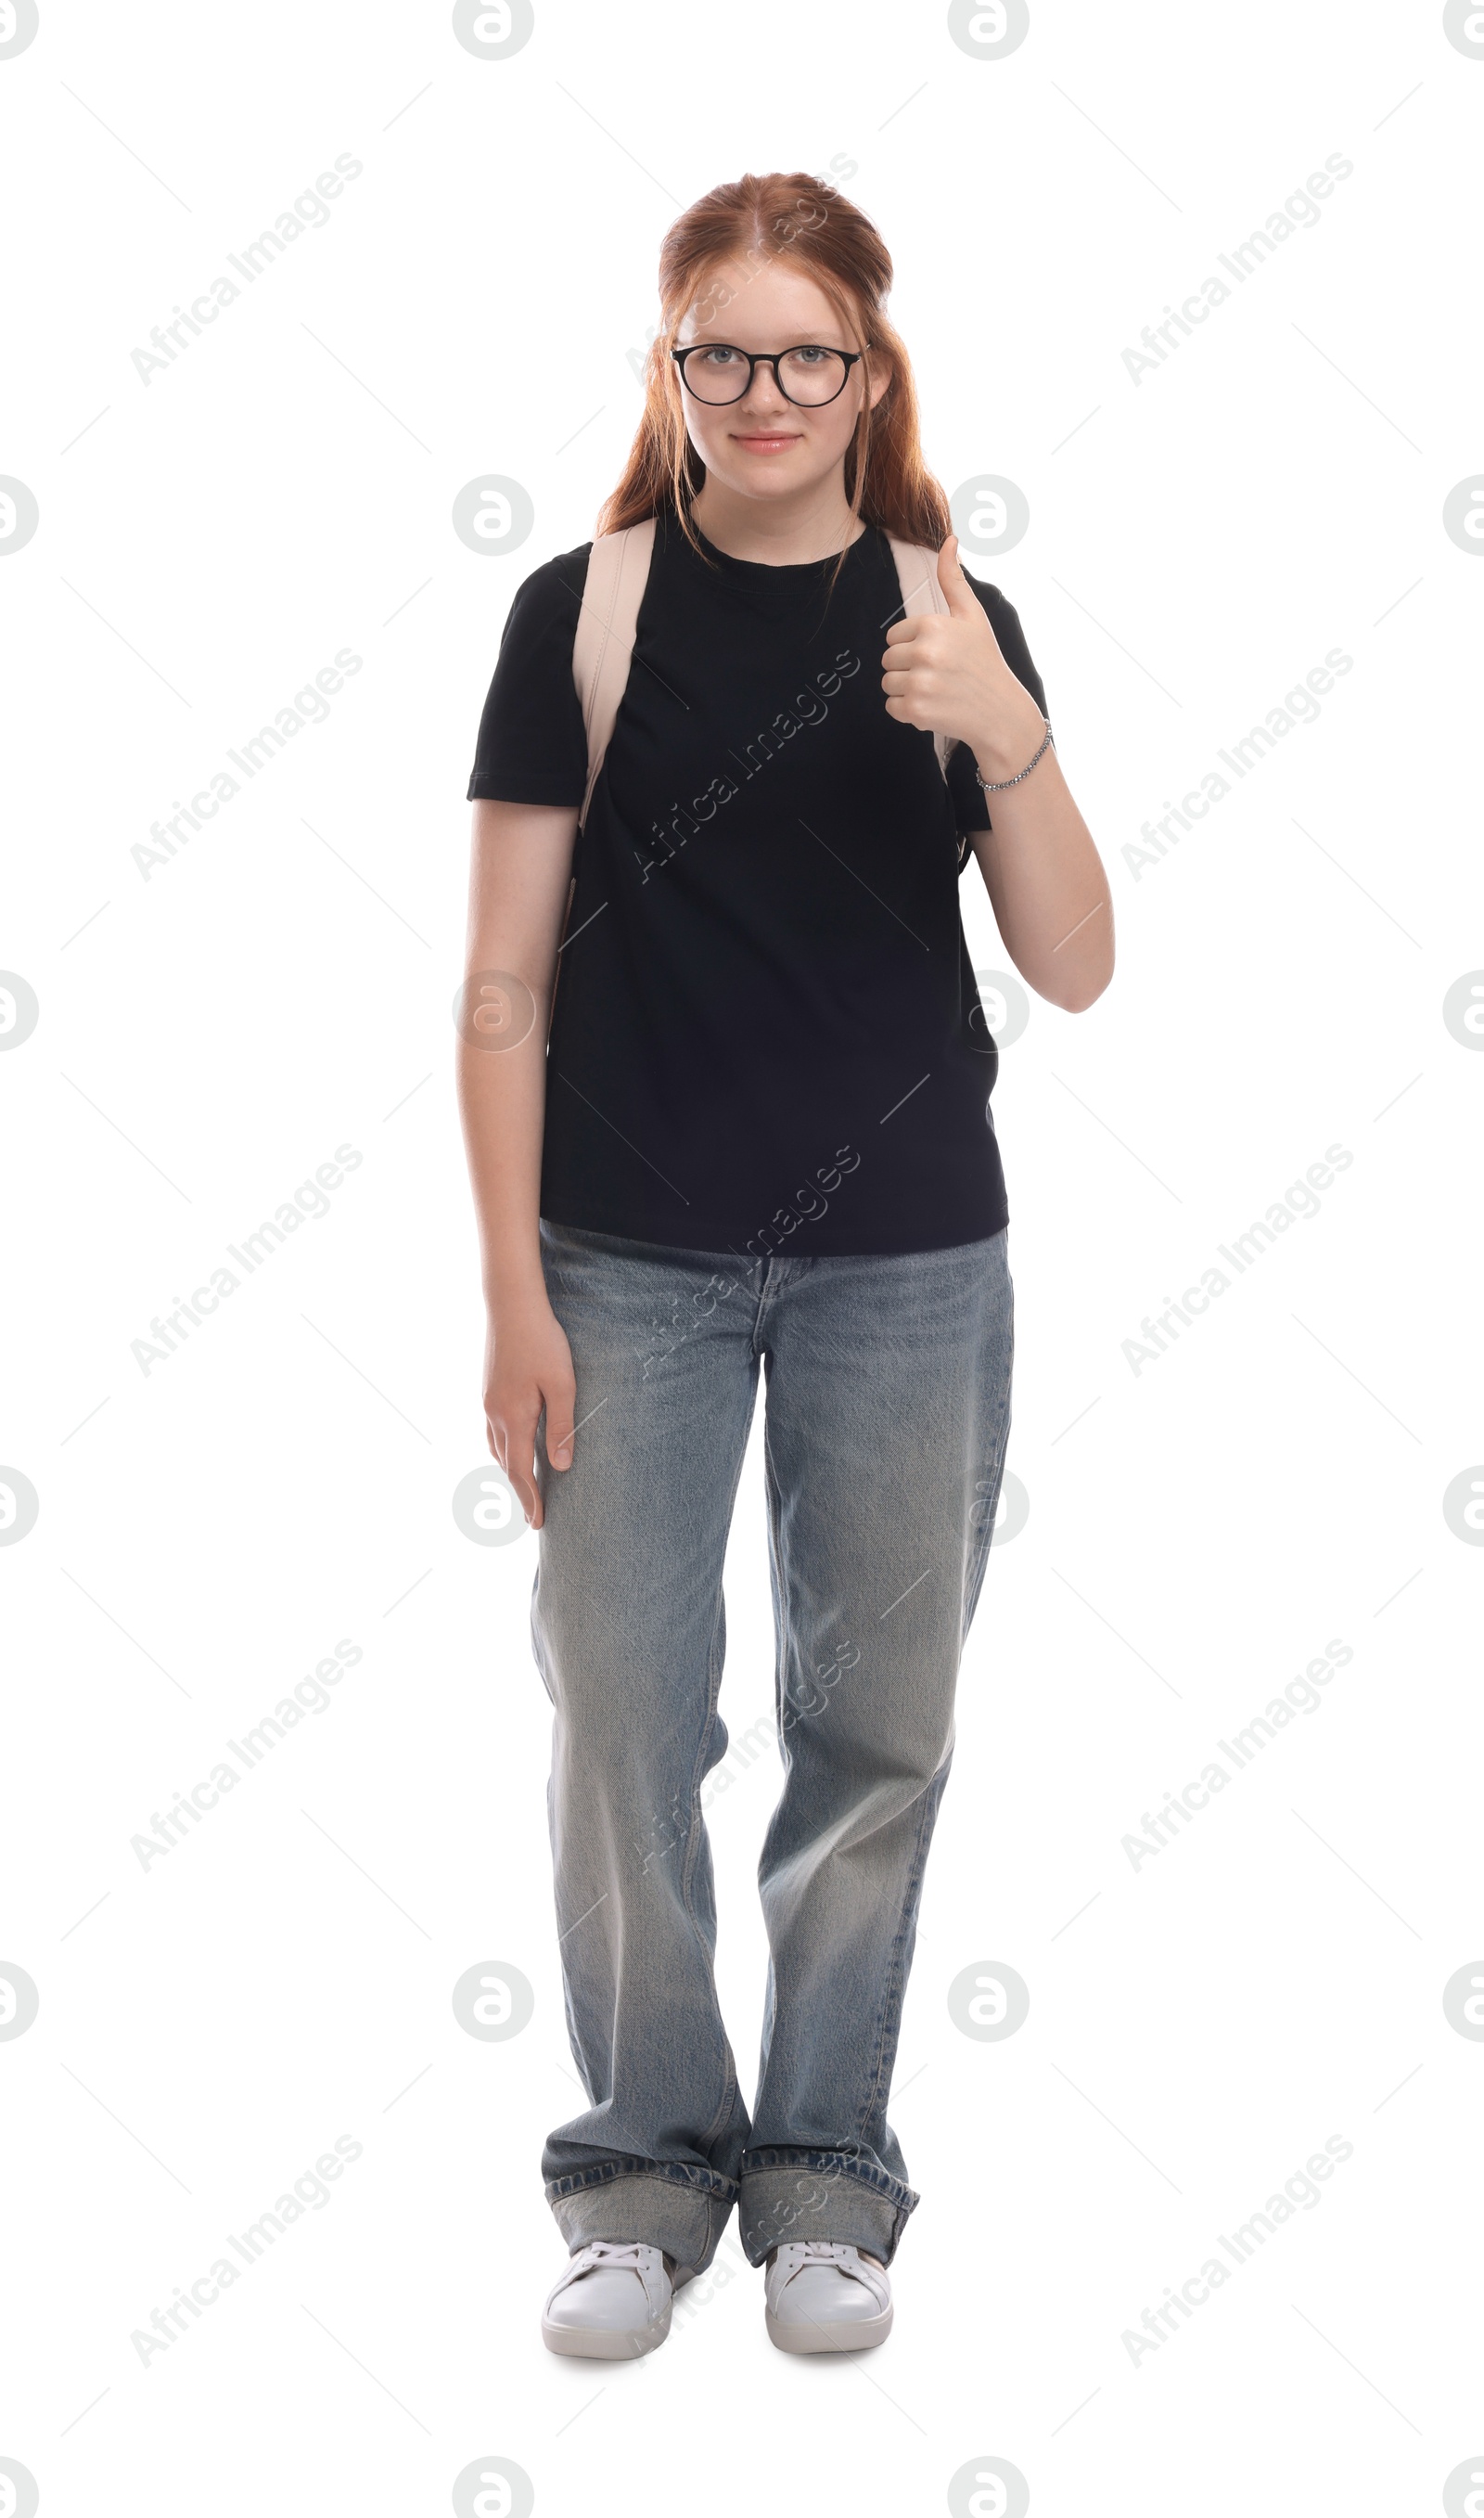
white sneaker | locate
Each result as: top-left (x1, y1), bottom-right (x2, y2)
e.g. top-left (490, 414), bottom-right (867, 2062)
top-left (541, 2241), bottom-right (696, 2358)
top-left (763, 2241), bottom-right (893, 2353)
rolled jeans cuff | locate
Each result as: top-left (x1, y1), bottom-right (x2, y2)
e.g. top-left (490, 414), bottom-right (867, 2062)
top-left (736, 2151), bottom-right (918, 2268)
top-left (546, 2164), bottom-right (737, 2275)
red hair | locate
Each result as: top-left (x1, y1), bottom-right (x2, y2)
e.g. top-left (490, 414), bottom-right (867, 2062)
top-left (595, 171), bottom-right (952, 594)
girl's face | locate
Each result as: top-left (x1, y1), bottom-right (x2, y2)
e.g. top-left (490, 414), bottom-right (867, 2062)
top-left (672, 257), bottom-right (892, 509)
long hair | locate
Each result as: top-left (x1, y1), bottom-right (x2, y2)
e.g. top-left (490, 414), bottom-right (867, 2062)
top-left (595, 172), bottom-right (952, 595)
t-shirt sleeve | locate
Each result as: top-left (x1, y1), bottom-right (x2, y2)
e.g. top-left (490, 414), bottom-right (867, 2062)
top-left (949, 576), bottom-right (1050, 841)
top-left (466, 544), bottom-right (592, 804)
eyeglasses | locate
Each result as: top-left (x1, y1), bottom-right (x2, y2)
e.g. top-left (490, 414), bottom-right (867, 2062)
top-left (670, 342), bottom-right (866, 407)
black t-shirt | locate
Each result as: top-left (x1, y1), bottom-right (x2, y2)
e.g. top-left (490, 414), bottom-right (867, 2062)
top-left (467, 503), bottom-right (1047, 1257)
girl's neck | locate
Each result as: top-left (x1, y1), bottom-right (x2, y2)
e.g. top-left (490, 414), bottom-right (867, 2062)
top-left (687, 480), bottom-right (865, 567)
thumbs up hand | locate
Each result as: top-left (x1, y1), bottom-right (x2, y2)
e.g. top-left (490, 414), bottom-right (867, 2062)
top-left (881, 533), bottom-right (1046, 773)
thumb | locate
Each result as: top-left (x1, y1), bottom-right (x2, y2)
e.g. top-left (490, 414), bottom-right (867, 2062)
top-left (938, 532), bottom-right (979, 616)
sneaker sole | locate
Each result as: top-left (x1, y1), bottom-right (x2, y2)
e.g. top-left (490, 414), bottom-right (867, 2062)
top-left (765, 2301), bottom-right (893, 2355)
top-left (541, 2310), bottom-right (671, 2359)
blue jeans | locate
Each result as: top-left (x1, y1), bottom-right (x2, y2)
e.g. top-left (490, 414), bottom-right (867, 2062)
top-left (531, 1218), bottom-right (1015, 2271)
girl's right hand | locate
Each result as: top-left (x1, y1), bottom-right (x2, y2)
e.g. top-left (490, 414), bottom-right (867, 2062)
top-left (483, 1294), bottom-right (577, 1531)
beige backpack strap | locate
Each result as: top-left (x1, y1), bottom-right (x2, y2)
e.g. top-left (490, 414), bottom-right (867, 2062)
top-left (571, 516), bottom-right (657, 829)
top-left (886, 535), bottom-right (955, 781)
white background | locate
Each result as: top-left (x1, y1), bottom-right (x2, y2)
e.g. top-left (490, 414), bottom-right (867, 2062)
top-left (2, 2), bottom-right (1482, 2512)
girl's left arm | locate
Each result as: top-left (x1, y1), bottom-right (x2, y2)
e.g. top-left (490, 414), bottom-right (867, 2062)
top-left (881, 535), bottom-right (1114, 1013)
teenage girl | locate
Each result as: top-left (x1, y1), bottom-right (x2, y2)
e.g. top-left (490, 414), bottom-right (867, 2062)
top-left (458, 170), bottom-right (1112, 2360)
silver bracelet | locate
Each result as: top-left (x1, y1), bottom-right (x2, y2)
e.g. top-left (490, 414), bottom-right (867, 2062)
top-left (974, 715), bottom-right (1055, 792)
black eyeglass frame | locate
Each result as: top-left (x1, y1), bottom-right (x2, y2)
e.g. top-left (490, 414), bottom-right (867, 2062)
top-left (669, 342), bottom-right (868, 407)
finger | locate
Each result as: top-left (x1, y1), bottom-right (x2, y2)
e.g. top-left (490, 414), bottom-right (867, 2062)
top-left (882, 627), bottom-right (944, 672)
top-left (882, 674), bottom-right (933, 708)
top-left (544, 1378), bottom-right (578, 1471)
top-left (490, 1412), bottom-right (542, 1525)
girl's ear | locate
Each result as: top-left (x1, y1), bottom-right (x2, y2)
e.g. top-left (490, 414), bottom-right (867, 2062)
top-left (864, 349), bottom-right (894, 410)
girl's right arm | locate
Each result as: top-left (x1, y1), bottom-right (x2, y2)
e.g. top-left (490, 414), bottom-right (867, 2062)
top-left (456, 796), bottom-right (582, 1529)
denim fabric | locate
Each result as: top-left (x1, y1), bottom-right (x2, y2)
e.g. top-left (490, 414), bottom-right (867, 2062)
top-left (530, 1217), bottom-right (1014, 2271)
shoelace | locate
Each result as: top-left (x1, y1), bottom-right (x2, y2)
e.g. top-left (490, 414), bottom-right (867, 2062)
top-left (557, 2240), bottom-right (666, 2293)
top-left (552, 2242), bottom-right (647, 2301)
top-left (549, 2239), bottom-right (669, 2324)
top-left (772, 2240), bottom-right (883, 2296)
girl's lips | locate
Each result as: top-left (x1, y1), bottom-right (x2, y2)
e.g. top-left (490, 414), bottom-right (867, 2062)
top-left (733, 431), bottom-right (801, 448)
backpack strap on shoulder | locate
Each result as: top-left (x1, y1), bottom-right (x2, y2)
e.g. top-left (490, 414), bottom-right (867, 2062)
top-left (572, 516), bottom-right (657, 830)
top-left (886, 536), bottom-right (957, 783)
